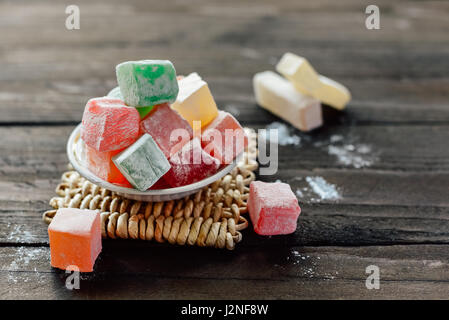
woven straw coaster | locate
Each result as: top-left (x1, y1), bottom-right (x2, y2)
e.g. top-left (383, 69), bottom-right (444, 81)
top-left (43, 128), bottom-right (258, 250)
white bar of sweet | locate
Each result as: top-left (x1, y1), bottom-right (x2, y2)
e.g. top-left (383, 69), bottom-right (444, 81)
top-left (276, 52), bottom-right (351, 110)
top-left (253, 71), bottom-right (323, 132)
top-left (112, 134), bottom-right (170, 191)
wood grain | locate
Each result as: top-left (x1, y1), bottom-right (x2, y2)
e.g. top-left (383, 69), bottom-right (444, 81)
top-left (0, 0), bottom-right (448, 299)
top-left (1, 245), bottom-right (449, 299)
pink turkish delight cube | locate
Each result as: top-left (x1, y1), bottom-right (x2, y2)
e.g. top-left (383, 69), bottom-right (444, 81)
top-left (247, 181), bottom-right (301, 235)
top-left (81, 97), bottom-right (140, 152)
top-left (163, 138), bottom-right (220, 187)
top-left (140, 103), bottom-right (193, 158)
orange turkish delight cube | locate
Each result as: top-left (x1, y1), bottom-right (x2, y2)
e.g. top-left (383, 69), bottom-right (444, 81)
top-left (48, 208), bottom-right (102, 272)
top-left (85, 144), bottom-right (132, 188)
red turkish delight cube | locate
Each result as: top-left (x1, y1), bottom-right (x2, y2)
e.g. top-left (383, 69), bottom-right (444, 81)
top-left (163, 138), bottom-right (220, 187)
top-left (140, 103), bottom-right (193, 158)
top-left (81, 97), bottom-right (140, 152)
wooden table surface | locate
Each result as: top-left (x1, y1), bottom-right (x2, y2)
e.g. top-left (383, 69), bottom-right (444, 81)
top-left (1, 0), bottom-right (449, 299)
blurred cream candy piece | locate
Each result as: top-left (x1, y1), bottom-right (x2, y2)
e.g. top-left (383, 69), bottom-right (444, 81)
top-left (276, 52), bottom-right (322, 94)
top-left (314, 75), bottom-right (351, 110)
top-left (276, 52), bottom-right (351, 110)
top-left (253, 71), bottom-right (322, 132)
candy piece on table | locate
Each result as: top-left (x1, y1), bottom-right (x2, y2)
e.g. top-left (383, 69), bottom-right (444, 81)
top-left (116, 60), bottom-right (179, 107)
top-left (276, 52), bottom-right (351, 110)
top-left (48, 208), bottom-right (102, 272)
top-left (276, 52), bottom-right (322, 94)
top-left (163, 138), bottom-right (220, 188)
top-left (171, 72), bottom-right (219, 128)
top-left (247, 181), bottom-right (301, 235)
top-left (107, 86), bottom-right (154, 119)
top-left (313, 75), bottom-right (351, 110)
top-left (201, 111), bottom-right (248, 164)
top-left (253, 71), bottom-right (322, 132)
top-left (112, 134), bottom-right (171, 191)
top-left (140, 103), bottom-right (193, 158)
top-left (85, 144), bottom-right (132, 188)
top-left (81, 97), bottom-right (140, 152)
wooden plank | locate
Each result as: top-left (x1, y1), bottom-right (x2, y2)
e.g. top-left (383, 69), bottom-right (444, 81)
top-left (1, 77), bottom-right (449, 124)
top-left (1, 125), bottom-right (449, 245)
top-left (1, 0), bottom-right (448, 301)
top-left (0, 0), bottom-right (448, 84)
top-left (2, 125), bottom-right (449, 178)
top-left (1, 245), bottom-right (449, 299)
top-left (1, 1), bottom-right (448, 125)
top-left (2, 200), bottom-right (449, 246)
top-left (1, 0), bottom-right (448, 47)
top-left (1, 44), bottom-right (448, 82)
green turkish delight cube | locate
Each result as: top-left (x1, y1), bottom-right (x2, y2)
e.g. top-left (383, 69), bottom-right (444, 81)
top-left (116, 60), bottom-right (179, 107)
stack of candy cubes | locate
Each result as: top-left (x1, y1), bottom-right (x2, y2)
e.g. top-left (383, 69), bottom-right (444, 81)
top-left (80, 60), bottom-right (248, 191)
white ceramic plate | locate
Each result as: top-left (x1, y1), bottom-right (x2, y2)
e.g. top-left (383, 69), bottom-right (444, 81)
top-left (67, 123), bottom-right (242, 201)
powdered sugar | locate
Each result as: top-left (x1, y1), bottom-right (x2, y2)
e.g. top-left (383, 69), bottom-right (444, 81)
top-left (320, 134), bottom-right (377, 168)
top-left (264, 122), bottom-right (301, 146)
top-left (327, 143), bottom-right (374, 168)
top-left (261, 123), bottom-right (377, 168)
top-left (6, 247), bottom-right (48, 285)
top-left (294, 176), bottom-right (341, 203)
top-left (285, 249), bottom-right (337, 280)
top-left (305, 176), bottom-right (341, 201)
top-left (7, 224), bottom-right (34, 242)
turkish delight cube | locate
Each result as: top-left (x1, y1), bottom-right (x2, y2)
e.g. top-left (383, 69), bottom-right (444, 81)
top-left (163, 138), bottom-right (220, 188)
top-left (81, 97), bottom-right (140, 152)
top-left (140, 103), bottom-right (193, 158)
top-left (112, 134), bottom-right (171, 191)
top-left (48, 208), bottom-right (102, 272)
top-left (116, 60), bottom-right (179, 107)
top-left (247, 181), bottom-right (301, 235)
top-left (202, 111), bottom-right (248, 164)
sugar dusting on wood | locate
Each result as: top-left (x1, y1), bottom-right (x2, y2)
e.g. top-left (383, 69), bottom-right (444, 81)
top-left (263, 122), bottom-right (378, 168)
top-left (6, 224), bottom-right (34, 242)
top-left (319, 134), bottom-right (377, 168)
top-left (286, 249), bottom-right (337, 280)
top-left (6, 247), bottom-right (48, 285)
top-left (264, 122), bottom-right (301, 146)
top-left (305, 176), bottom-right (341, 201)
top-left (327, 134), bottom-right (375, 168)
top-left (294, 176), bottom-right (341, 203)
